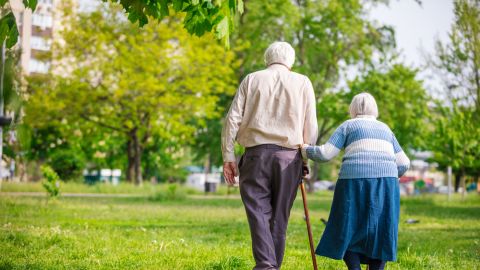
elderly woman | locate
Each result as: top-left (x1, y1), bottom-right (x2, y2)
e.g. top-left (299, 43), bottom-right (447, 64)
top-left (302, 93), bottom-right (410, 270)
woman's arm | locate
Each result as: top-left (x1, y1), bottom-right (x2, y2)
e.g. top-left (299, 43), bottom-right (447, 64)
top-left (302, 122), bottom-right (347, 162)
top-left (392, 134), bottom-right (410, 177)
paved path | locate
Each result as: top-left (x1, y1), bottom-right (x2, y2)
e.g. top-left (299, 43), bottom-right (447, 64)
top-left (0, 192), bottom-right (242, 199)
top-left (0, 192), bottom-right (140, 198)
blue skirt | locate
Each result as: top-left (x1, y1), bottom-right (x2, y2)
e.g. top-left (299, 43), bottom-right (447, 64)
top-left (315, 177), bottom-right (400, 262)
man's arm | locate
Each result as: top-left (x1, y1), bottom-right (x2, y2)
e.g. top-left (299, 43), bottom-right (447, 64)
top-left (303, 77), bottom-right (318, 145)
top-left (221, 76), bottom-right (248, 184)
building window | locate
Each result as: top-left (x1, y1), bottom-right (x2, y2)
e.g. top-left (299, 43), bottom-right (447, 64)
top-left (29, 59), bottom-right (50, 74)
top-left (30, 36), bottom-right (51, 51)
top-left (32, 14), bottom-right (53, 29)
top-left (38, 0), bottom-right (53, 5)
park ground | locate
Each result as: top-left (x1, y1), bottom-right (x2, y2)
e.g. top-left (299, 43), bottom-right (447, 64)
top-left (0, 183), bottom-right (479, 269)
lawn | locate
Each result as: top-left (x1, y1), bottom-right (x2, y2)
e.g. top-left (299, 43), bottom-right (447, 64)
top-left (0, 184), bottom-right (479, 269)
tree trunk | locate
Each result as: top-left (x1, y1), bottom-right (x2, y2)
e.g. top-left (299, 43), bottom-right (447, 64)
top-left (126, 128), bottom-right (143, 185)
top-left (126, 135), bottom-right (135, 183)
top-left (454, 173), bottom-right (461, 192)
top-left (204, 153), bottom-right (211, 193)
top-left (133, 131), bottom-right (143, 186)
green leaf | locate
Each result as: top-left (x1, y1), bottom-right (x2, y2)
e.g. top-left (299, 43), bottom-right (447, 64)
top-left (0, 12), bottom-right (19, 48)
top-left (173, 0), bottom-right (183, 11)
top-left (237, 0), bottom-right (244, 13)
top-left (215, 16), bottom-right (228, 39)
top-left (228, 0), bottom-right (235, 11)
top-left (22, 0), bottom-right (37, 10)
top-left (0, 0), bottom-right (9, 7)
top-left (159, 0), bottom-right (169, 18)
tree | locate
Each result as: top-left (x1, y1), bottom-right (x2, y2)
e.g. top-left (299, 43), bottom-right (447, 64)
top-left (25, 3), bottom-right (237, 184)
top-left (431, 0), bottom-right (480, 110)
top-left (430, 104), bottom-right (480, 192)
top-left (428, 0), bottom-right (480, 191)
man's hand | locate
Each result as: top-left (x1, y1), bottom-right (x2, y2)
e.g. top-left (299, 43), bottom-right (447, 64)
top-left (302, 161), bottom-right (310, 179)
top-left (223, 162), bottom-right (238, 185)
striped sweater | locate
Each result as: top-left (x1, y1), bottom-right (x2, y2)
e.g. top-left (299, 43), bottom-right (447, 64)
top-left (304, 115), bottom-right (410, 179)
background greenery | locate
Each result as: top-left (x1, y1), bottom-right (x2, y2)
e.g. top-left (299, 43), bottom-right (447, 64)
top-left (2, 0), bottom-right (475, 188)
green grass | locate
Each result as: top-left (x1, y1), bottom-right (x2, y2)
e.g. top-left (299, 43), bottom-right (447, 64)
top-left (0, 184), bottom-right (479, 269)
top-left (0, 181), bottom-right (240, 196)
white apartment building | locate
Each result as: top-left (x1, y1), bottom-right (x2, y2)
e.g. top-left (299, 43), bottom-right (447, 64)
top-left (10, 0), bottom-right (100, 75)
top-left (10, 0), bottom-right (56, 75)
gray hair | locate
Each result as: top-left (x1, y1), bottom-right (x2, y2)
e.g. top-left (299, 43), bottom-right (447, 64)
top-left (264, 41), bottom-right (295, 68)
top-left (349, 92), bottom-right (379, 118)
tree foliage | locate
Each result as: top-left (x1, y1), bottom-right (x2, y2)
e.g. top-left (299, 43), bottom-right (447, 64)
top-left (428, 0), bottom-right (480, 189)
top-left (24, 2), bottom-right (238, 184)
top-left (106, 0), bottom-right (244, 47)
top-left (431, 0), bottom-right (480, 109)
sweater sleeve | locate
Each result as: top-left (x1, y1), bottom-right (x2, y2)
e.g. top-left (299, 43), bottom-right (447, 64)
top-left (305, 122), bottom-right (347, 162)
top-left (392, 134), bottom-right (410, 177)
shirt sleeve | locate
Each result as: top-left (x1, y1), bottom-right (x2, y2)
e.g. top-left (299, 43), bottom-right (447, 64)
top-left (221, 76), bottom-right (249, 162)
top-left (303, 77), bottom-right (318, 145)
top-left (392, 133), bottom-right (410, 177)
top-left (305, 122), bottom-right (347, 162)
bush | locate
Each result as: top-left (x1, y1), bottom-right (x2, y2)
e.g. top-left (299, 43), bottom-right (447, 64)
top-left (149, 184), bottom-right (186, 201)
top-left (48, 149), bottom-right (85, 181)
top-left (41, 165), bottom-right (61, 198)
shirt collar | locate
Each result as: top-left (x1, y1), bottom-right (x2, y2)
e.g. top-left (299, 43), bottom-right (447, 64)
top-left (356, 115), bottom-right (377, 119)
top-left (267, 63), bottom-right (291, 71)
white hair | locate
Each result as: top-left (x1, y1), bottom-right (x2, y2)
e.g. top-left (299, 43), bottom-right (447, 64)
top-left (264, 41), bottom-right (295, 68)
top-left (349, 92), bottom-right (379, 118)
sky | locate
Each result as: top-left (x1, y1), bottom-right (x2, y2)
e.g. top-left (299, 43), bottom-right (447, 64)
top-left (370, 0), bottom-right (454, 68)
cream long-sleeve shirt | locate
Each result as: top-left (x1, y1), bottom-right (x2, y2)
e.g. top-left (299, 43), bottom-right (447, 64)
top-left (221, 64), bottom-right (318, 162)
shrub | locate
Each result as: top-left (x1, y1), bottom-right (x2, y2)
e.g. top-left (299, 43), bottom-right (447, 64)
top-left (41, 165), bottom-right (61, 198)
top-left (48, 149), bottom-right (85, 181)
top-left (149, 184), bottom-right (186, 201)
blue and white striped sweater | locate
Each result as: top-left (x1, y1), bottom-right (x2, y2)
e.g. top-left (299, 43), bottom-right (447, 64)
top-left (305, 115), bottom-right (410, 179)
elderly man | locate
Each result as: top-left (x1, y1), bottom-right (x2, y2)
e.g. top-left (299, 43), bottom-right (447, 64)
top-left (221, 41), bottom-right (318, 269)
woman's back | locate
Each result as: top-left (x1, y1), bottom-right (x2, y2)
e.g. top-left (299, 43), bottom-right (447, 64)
top-left (305, 115), bottom-right (410, 179)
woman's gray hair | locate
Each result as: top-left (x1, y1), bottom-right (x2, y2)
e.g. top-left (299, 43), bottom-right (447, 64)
top-left (349, 92), bottom-right (379, 118)
top-left (264, 41), bottom-right (295, 68)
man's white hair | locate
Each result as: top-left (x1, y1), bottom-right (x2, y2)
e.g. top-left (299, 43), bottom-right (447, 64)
top-left (349, 92), bottom-right (379, 118)
top-left (264, 41), bottom-right (295, 68)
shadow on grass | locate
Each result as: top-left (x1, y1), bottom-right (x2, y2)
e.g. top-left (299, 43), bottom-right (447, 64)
top-left (57, 196), bottom-right (246, 208)
top-left (401, 198), bottom-right (480, 220)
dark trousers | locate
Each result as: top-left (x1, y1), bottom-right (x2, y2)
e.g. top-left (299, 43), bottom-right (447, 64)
top-left (343, 251), bottom-right (386, 270)
top-left (239, 144), bottom-right (303, 270)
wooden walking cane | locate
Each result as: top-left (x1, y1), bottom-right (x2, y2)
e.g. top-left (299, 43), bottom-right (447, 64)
top-left (300, 178), bottom-right (318, 270)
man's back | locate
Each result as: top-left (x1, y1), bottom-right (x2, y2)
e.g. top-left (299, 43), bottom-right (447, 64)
top-left (221, 64), bottom-right (317, 162)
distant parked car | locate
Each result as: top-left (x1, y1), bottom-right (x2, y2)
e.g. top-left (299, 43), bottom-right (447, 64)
top-left (314, 180), bottom-right (335, 191)
top-left (436, 185), bottom-right (450, 194)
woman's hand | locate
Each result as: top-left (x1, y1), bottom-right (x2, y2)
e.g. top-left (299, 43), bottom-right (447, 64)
top-left (301, 144), bottom-right (309, 160)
